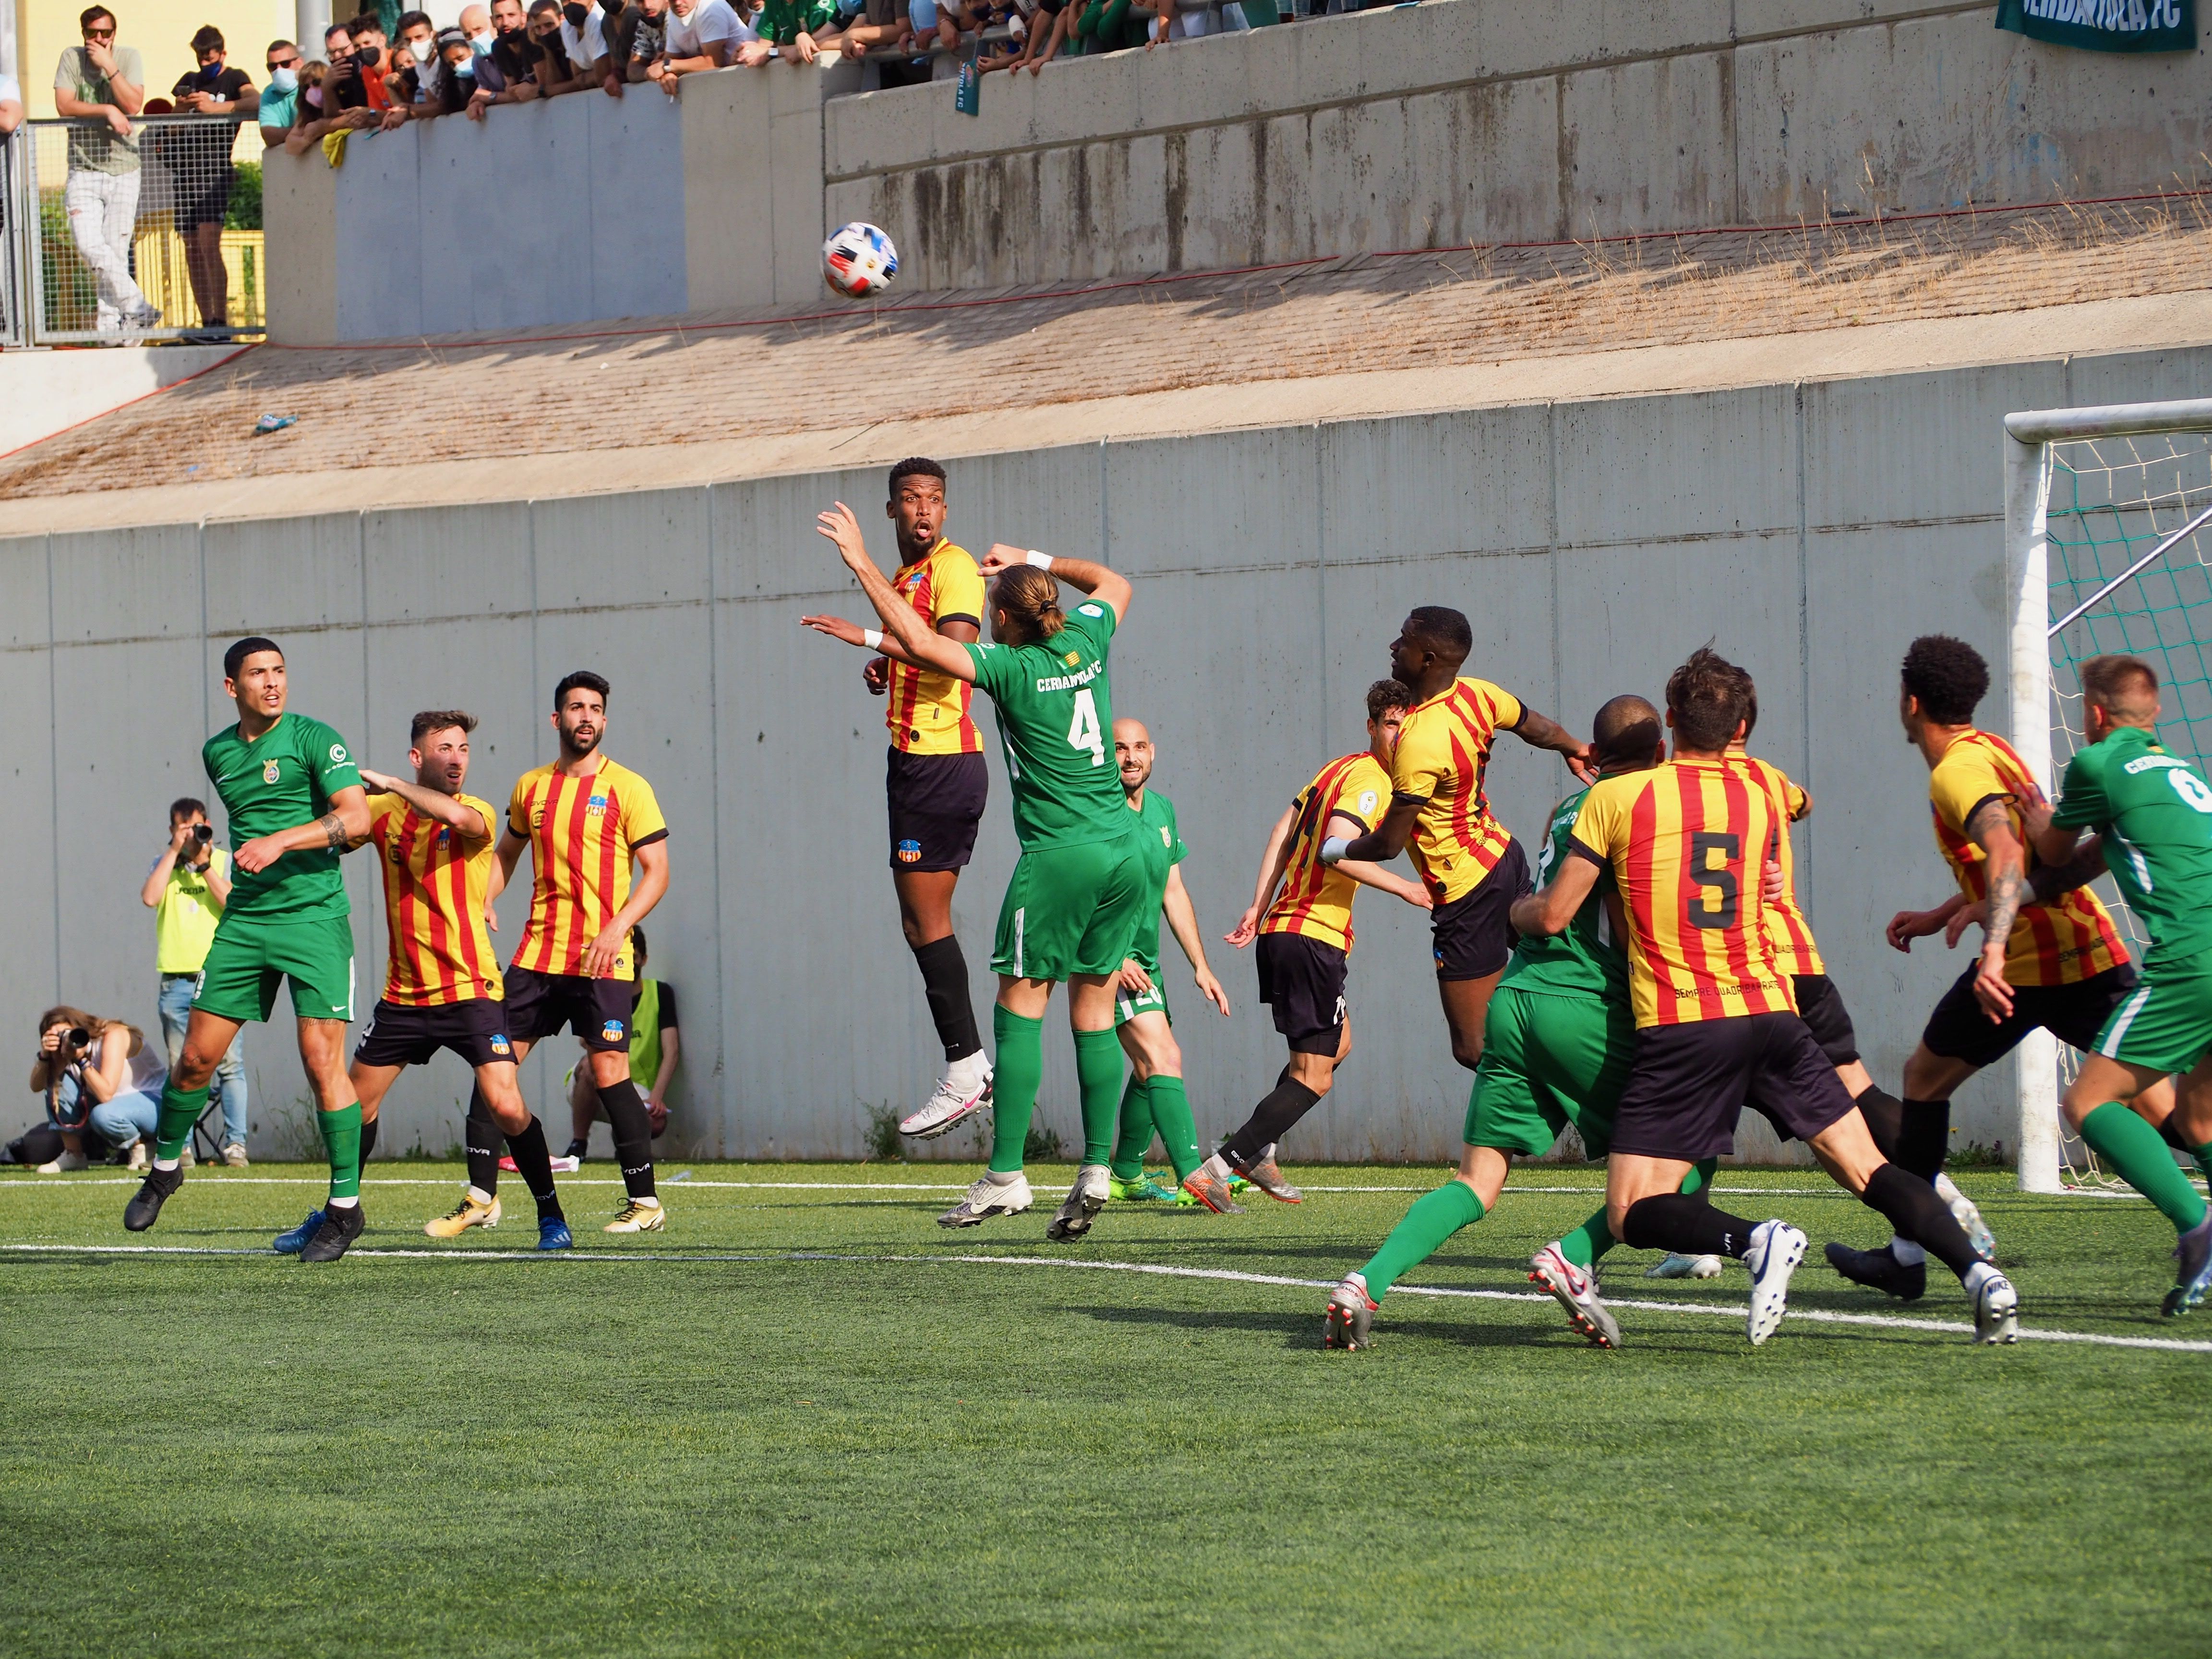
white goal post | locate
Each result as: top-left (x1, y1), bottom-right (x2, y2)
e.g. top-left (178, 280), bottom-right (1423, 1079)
top-left (2004, 397), bottom-right (2212, 1192)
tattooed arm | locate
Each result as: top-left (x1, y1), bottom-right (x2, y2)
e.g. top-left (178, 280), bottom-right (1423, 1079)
top-left (1966, 798), bottom-right (2029, 1022)
top-left (231, 786), bottom-right (373, 874)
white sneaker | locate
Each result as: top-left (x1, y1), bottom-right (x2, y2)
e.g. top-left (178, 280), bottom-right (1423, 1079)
top-left (937, 1171), bottom-right (1032, 1228)
top-left (548, 1154), bottom-right (582, 1174)
top-left (178, 1145), bottom-right (196, 1169)
top-left (1971, 1267), bottom-right (2020, 1344)
top-left (1742, 1219), bottom-right (1806, 1346)
top-left (1046, 1163), bottom-right (1111, 1242)
top-left (1529, 1242), bottom-right (1622, 1348)
top-left (35, 1150), bottom-right (88, 1173)
top-left (1934, 1171), bottom-right (1995, 1260)
top-left (126, 1141), bottom-right (149, 1172)
top-left (1645, 1252), bottom-right (1725, 1280)
top-left (901, 1065), bottom-right (994, 1141)
top-left (221, 1142), bottom-right (250, 1168)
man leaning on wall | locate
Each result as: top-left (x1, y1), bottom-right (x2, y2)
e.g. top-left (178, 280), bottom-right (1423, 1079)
top-left (53, 5), bottom-right (162, 335)
top-left (141, 797), bottom-right (251, 1166)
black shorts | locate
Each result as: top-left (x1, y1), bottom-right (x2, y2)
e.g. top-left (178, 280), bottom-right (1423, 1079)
top-left (1610, 1012), bottom-right (1857, 1161)
top-left (1256, 931), bottom-right (1349, 1056)
top-left (1430, 837), bottom-right (1531, 982)
top-left (503, 965), bottom-right (637, 1052)
top-left (1921, 961), bottom-right (2138, 1069)
top-left (1792, 974), bottom-right (1860, 1068)
top-left (886, 748), bottom-right (987, 872)
top-left (352, 998), bottom-right (515, 1070)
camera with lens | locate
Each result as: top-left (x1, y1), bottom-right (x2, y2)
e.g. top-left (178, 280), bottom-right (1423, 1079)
top-left (191, 823), bottom-right (214, 845)
top-left (65, 1026), bottom-right (92, 1052)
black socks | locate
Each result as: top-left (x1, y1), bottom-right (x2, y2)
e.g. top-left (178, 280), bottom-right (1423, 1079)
top-left (359, 1114), bottom-right (379, 1165)
top-left (1852, 1086), bottom-right (1903, 1163)
top-left (1896, 1097), bottom-right (1951, 1182)
top-left (1221, 1077), bottom-right (1322, 1168)
top-left (1863, 1163), bottom-right (1978, 1279)
top-left (1621, 1193), bottom-right (1757, 1259)
top-left (504, 1114), bottom-right (565, 1221)
top-left (464, 1086), bottom-right (503, 1196)
top-left (598, 1076), bottom-right (658, 1200)
top-left (913, 935), bottom-right (983, 1062)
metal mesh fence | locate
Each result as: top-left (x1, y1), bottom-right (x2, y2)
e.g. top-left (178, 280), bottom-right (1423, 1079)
top-left (22, 115), bottom-right (265, 344)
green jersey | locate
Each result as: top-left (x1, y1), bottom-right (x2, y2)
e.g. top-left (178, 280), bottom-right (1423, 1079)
top-left (1501, 785), bottom-right (1628, 1000)
top-left (2050, 724), bottom-right (2212, 972)
top-left (1123, 788), bottom-right (1188, 973)
top-left (964, 600), bottom-right (1131, 851)
top-left (201, 713), bottom-right (363, 923)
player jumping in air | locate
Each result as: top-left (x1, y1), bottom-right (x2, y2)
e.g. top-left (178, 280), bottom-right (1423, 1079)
top-left (1831, 635), bottom-right (2135, 1300)
top-left (1103, 718), bottom-right (1233, 1207)
top-left (857, 459), bottom-right (997, 1143)
top-left (1327, 695), bottom-right (1680, 1349)
top-left (2026, 656), bottom-right (2212, 1313)
top-left (490, 672), bottom-right (673, 1235)
top-left (123, 638), bottom-right (375, 1262)
top-left (806, 511), bottom-right (1141, 1241)
top-left (1332, 607), bottom-right (1594, 1078)
top-left (1194, 680), bottom-right (1431, 1206)
top-left (1514, 649), bottom-right (2018, 1346)
top-left (269, 711), bottom-right (573, 1255)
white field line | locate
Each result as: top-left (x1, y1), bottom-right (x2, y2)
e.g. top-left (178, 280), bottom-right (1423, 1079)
top-left (1, 1241), bottom-right (2205, 1355)
top-left (0, 1177), bottom-right (2010, 1198)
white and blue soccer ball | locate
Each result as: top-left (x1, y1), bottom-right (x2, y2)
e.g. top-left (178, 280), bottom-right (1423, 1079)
top-left (823, 222), bottom-right (899, 299)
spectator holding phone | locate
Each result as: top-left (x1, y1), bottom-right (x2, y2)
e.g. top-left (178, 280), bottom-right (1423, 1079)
top-left (29, 1007), bottom-right (169, 1173)
top-left (168, 25), bottom-right (253, 336)
top-left (140, 796), bottom-right (248, 1166)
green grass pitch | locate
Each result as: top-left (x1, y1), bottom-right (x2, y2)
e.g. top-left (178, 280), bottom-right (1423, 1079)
top-left (3, 1160), bottom-right (2208, 1657)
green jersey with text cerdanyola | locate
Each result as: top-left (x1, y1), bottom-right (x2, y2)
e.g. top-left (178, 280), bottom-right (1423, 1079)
top-left (2049, 723), bottom-right (2212, 972)
top-left (1124, 788), bottom-right (1188, 974)
top-left (1500, 784), bottom-right (1629, 1000)
top-left (963, 600), bottom-right (1132, 851)
top-left (201, 712), bottom-right (364, 923)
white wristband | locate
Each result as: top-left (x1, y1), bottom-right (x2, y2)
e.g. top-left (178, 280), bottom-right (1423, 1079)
top-left (1024, 549), bottom-right (1054, 572)
top-left (863, 628), bottom-right (884, 650)
top-left (1319, 836), bottom-right (1351, 866)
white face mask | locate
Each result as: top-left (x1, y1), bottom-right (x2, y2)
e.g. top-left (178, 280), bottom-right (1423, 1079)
top-left (269, 64), bottom-right (298, 91)
top-left (469, 29), bottom-right (495, 50)
top-left (409, 36), bottom-right (434, 60)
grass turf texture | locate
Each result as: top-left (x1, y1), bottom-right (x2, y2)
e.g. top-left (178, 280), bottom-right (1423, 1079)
top-left (2, 1162), bottom-right (2208, 1658)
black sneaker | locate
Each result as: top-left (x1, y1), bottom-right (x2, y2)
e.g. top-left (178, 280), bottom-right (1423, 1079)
top-left (1824, 1240), bottom-right (1926, 1301)
top-left (299, 1202), bottom-right (366, 1262)
top-left (123, 1165), bottom-right (184, 1232)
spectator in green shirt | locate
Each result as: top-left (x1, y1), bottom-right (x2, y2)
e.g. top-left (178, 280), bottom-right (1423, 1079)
top-left (757, 0), bottom-right (838, 59)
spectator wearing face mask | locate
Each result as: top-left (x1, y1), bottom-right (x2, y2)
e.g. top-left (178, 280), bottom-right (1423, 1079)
top-left (342, 12), bottom-right (397, 109)
top-left (527, 0), bottom-right (586, 94)
top-left (258, 38), bottom-right (300, 145)
top-left (287, 23), bottom-right (375, 153)
top-left (378, 10), bottom-right (436, 126)
top-left (169, 24), bottom-right (254, 336)
top-left (624, 0), bottom-right (669, 82)
top-left (465, 0), bottom-right (545, 117)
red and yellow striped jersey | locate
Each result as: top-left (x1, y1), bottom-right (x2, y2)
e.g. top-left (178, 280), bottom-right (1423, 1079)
top-left (505, 759), bottom-right (669, 981)
top-left (1389, 676), bottom-right (1525, 902)
top-left (1928, 729), bottom-right (2126, 987)
top-left (1570, 759), bottom-right (1799, 1028)
top-left (886, 539), bottom-right (986, 756)
top-left (366, 791), bottom-right (503, 1006)
top-left (1262, 751), bottom-right (1391, 952)
top-left (1725, 747), bottom-right (1825, 979)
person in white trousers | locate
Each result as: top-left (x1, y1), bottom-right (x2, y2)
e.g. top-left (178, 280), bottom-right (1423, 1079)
top-left (53, 6), bottom-right (161, 334)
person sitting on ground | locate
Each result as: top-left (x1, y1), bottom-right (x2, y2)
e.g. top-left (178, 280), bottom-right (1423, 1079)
top-left (559, 926), bottom-right (679, 1166)
top-left (29, 1007), bottom-right (170, 1175)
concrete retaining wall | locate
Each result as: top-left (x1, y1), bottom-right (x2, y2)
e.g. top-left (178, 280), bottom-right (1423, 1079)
top-left (9, 339), bottom-right (2204, 1165)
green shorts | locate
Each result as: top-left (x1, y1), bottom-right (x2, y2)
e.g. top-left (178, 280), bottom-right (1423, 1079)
top-left (1463, 985), bottom-right (1633, 1158)
top-left (991, 836), bottom-right (1145, 983)
top-left (192, 914), bottom-right (357, 1025)
top-left (1115, 976), bottom-right (1169, 1028)
top-left (2094, 970), bottom-right (2212, 1075)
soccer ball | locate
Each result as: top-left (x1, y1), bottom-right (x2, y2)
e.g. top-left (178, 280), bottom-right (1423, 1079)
top-left (822, 222), bottom-right (899, 299)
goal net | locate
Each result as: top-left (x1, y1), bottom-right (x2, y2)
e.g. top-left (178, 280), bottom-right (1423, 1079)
top-left (2006, 397), bottom-right (2212, 1192)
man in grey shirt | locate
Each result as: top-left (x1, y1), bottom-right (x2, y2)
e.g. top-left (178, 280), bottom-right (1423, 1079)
top-left (53, 5), bottom-right (161, 334)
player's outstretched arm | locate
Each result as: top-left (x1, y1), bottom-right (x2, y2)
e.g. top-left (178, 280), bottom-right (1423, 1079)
top-left (979, 544), bottom-right (1132, 625)
top-left (359, 768), bottom-right (497, 842)
top-left (583, 839), bottom-right (670, 979)
top-left (1887, 893), bottom-right (1967, 953)
top-left (1320, 812), bottom-right (1429, 908)
top-left (810, 505), bottom-right (976, 682)
top-left (1225, 802), bottom-right (1298, 948)
top-left (1511, 707), bottom-right (1598, 785)
top-left (1161, 866), bottom-right (1230, 1017)
top-left (232, 785), bottom-right (373, 873)
top-left (1506, 853), bottom-right (1600, 940)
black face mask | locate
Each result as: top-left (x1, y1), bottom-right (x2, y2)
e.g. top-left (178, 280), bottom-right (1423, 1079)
top-left (497, 23), bottom-right (525, 39)
top-left (356, 42), bottom-right (381, 64)
top-left (564, 3), bottom-right (587, 25)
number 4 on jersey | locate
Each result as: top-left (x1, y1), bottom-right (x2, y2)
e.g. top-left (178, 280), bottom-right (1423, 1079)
top-left (1068, 688), bottom-right (1105, 767)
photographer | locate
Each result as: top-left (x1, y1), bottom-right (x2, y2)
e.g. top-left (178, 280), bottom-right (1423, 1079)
top-left (28, 1007), bottom-right (168, 1172)
top-left (139, 796), bottom-right (248, 1165)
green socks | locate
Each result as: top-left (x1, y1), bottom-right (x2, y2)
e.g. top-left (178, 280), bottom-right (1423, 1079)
top-left (2082, 1101), bottom-right (2209, 1234)
top-left (1111, 1075), bottom-right (1154, 1181)
top-left (988, 1005), bottom-right (1045, 1173)
top-left (1073, 1027), bottom-right (1123, 1168)
top-left (1557, 1157), bottom-right (1717, 1268)
top-left (1359, 1181), bottom-right (1485, 1300)
top-left (1144, 1075), bottom-right (1202, 1181)
top-left (153, 1081), bottom-right (209, 1162)
top-left (318, 1101), bottom-right (364, 1203)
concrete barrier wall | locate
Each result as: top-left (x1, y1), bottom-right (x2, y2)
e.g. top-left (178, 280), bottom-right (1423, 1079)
top-left (265, 1), bottom-right (2210, 342)
top-left (10, 340), bottom-right (2205, 1164)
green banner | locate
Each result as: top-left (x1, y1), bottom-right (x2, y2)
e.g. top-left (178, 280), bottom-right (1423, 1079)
top-left (1997, 0), bottom-right (2195, 51)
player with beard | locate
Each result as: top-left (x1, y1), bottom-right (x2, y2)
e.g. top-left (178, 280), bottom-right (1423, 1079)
top-left (491, 672), bottom-right (673, 1234)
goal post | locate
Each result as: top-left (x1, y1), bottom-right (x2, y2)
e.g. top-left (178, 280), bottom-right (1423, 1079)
top-left (2004, 397), bottom-right (2212, 1192)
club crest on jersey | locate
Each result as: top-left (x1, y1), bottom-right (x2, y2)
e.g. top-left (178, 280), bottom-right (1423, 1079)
top-left (896, 838), bottom-right (923, 864)
top-left (490, 1034), bottom-right (512, 1057)
top-left (587, 794), bottom-right (608, 816)
top-left (329, 744), bottom-right (348, 765)
top-left (262, 758), bottom-right (280, 784)
top-left (601, 1020), bottom-right (626, 1043)
top-left (1159, 827), bottom-right (1172, 847)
